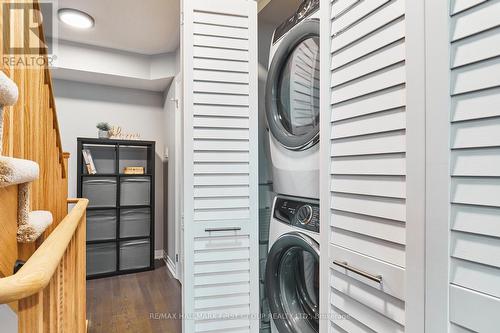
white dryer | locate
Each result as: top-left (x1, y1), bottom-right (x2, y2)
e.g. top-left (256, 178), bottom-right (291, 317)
top-left (265, 195), bottom-right (320, 333)
top-left (265, 0), bottom-right (320, 200)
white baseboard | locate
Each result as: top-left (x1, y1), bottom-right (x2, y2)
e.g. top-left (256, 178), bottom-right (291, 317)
top-left (154, 249), bottom-right (164, 260)
top-left (164, 252), bottom-right (178, 280)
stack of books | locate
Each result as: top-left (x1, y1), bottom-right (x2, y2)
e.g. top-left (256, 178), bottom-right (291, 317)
top-left (123, 167), bottom-right (145, 175)
top-left (82, 149), bottom-right (97, 174)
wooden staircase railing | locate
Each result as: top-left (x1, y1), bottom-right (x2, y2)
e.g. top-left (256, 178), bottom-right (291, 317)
top-left (0, 0), bottom-right (70, 284)
top-left (0, 199), bottom-right (88, 333)
top-left (0, 1), bottom-right (87, 331)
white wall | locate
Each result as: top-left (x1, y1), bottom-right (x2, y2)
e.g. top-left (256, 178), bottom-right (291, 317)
top-left (0, 305), bottom-right (17, 333)
top-left (51, 39), bottom-right (177, 92)
top-left (53, 79), bottom-right (167, 250)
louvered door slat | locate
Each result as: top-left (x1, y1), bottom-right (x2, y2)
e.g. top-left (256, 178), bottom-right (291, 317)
top-left (194, 46), bottom-right (249, 62)
top-left (331, 41), bottom-right (405, 87)
top-left (331, 269), bottom-right (406, 325)
top-left (193, 12), bottom-right (249, 28)
top-left (331, 153), bottom-right (406, 176)
top-left (183, 1), bottom-right (258, 332)
top-left (331, 0), bottom-right (391, 36)
top-left (450, 1), bottom-right (500, 41)
top-left (451, 87), bottom-right (500, 122)
top-left (194, 70), bottom-right (249, 84)
top-left (330, 0), bottom-right (405, 52)
top-left (331, 86), bottom-right (406, 121)
top-left (332, 209), bottom-right (405, 245)
top-left (330, 289), bottom-right (405, 332)
top-left (331, 108), bottom-right (406, 139)
top-left (331, 18), bottom-right (405, 70)
top-left (331, 0), bottom-right (360, 20)
top-left (451, 0), bottom-right (487, 15)
top-left (451, 28), bottom-right (500, 68)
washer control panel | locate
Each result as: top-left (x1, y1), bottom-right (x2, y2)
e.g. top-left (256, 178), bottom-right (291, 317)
top-left (272, 0), bottom-right (319, 44)
top-left (273, 196), bottom-right (319, 233)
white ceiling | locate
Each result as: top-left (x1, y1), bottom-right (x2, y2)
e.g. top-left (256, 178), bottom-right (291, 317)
top-left (45, 0), bottom-right (180, 55)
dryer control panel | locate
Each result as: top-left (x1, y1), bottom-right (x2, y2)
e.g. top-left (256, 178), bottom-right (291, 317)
top-left (273, 196), bottom-right (320, 233)
top-left (272, 0), bottom-right (319, 44)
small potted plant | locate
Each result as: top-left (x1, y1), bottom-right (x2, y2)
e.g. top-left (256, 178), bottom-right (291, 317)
top-left (96, 122), bottom-right (111, 139)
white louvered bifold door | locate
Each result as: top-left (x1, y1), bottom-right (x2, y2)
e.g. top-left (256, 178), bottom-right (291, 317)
top-left (447, 1), bottom-right (500, 329)
top-left (319, 0), bottom-right (425, 332)
top-left (424, 0), bottom-right (500, 332)
top-left (182, 1), bottom-right (259, 332)
top-left (448, 3), bottom-right (500, 330)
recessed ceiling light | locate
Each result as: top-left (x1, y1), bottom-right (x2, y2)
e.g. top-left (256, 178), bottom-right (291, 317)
top-left (58, 8), bottom-right (94, 29)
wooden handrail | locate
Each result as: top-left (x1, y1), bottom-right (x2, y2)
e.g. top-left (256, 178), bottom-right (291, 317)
top-left (0, 198), bottom-right (88, 304)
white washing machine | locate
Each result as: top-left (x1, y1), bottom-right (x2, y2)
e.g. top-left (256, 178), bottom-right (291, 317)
top-left (265, 195), bottom-right (320, 333)
top-left (265, 0), bottom-right (320, 200)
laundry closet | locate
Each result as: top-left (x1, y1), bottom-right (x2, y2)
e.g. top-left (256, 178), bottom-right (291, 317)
top-left (179, 0), bottom-right (500, 332)
top-left (259, 1), bottom-right (321, 333)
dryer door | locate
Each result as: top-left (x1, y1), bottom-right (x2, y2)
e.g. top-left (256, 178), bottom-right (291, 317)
top-left (266, 19), bottom-right (320, 151)
top-left (265, 232), bottom-right (320, 333)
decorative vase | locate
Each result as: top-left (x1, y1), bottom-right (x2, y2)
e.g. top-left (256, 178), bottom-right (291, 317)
top-left (98, 130), bottom-right (110, 139)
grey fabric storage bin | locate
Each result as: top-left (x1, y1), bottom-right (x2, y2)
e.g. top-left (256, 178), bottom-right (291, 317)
top-left (120, 208), bottom-right (150, 238)
top-left (82, 177), bottom-right (117, 207)
top-left (87, 243), bottom-right (116, 275)
top-left (87, 210), bottom-right (117, 241)
top-left (83, 145), bottom-right (116, 174)
top-left (120, 178), bottom-right (150, 206)
top-left (119, 146), bottom-right (148, 173)
top-left (119, 239), bottom-right (150, 270)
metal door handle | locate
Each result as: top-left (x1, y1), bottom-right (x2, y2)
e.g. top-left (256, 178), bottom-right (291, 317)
top-left (333, 260), bottom-right (383, 284)
top-left (205, 227), bottom-right (241, 233)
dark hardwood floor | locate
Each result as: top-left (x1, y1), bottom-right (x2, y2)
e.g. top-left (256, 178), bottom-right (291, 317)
top-left (87, 260), bottom-right (181, 333)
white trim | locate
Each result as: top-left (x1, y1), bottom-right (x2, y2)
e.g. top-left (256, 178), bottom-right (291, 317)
top-left (164, 253), bottom-right (179, 281)
top-left (154, 249), bottom-right (164, 260)
top-left (319, 0), bottom-right (332, 332)
top-left (424, 0), bottom-right (452, 332)
top-left (405, 0), bottom-right (426, 331)
top-left (173, 74), bottom-right (184, 285)
top-left (182, 0), bottom-right (195, 331)
top-left (248, 2), bottom-right (260, 332)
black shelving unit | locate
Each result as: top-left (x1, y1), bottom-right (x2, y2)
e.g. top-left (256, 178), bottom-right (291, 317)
top-left (77, 137), bottom-right (155, 279)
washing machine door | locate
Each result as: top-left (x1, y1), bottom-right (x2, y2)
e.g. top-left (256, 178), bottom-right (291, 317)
top-left (266, 19), bottom-right (320, 151)
top-left (265, 232), bottom-right (319, 333)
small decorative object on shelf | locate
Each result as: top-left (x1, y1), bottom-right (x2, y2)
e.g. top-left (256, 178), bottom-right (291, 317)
top-left (96, 122), bottom-right (111, 139)
top-left (109, 126), bottom-right (140, 140)
top-left (123, 166), bottom-right (145, 175)
top-left (82, 149), bottom-right (97, 174)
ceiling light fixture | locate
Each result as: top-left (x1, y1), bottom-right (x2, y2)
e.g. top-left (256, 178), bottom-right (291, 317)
top-left (58, 8), bottom-right (94, 29)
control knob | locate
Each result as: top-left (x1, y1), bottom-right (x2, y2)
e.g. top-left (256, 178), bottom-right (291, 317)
top-left (296, 205), bottom-right (313, 225)
top-left (297, 0), bottom-right (312, 19)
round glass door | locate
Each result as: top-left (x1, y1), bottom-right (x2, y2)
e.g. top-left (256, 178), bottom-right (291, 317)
top-left (265, 232), bottom-right (319, 333)
top-left (266, 19), bottom-right (320, 150)
top-left (277, 37), bottom-right (320, 138)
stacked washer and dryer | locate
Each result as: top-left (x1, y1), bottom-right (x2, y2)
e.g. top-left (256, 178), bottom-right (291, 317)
top-left (263, 1), bottom-right (321, 332)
